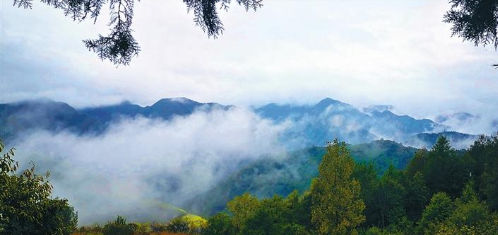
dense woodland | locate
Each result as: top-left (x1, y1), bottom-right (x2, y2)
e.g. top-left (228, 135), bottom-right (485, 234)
top-left (1, 134), bottom-right (498, 235)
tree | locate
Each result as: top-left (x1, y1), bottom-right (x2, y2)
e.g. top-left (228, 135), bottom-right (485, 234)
top-left (423, 136), bottom-right (467, 197)
top-left (449, 181), bottom-right (490, 229)
top-left (418, 192), bottom-right (454, 234)
top-left (479, 134), bottom-right (498, 210)
top-left (426, 181), bottom-right (498, 235)
top-left (226, 192), bottom-right (260, 232)
top-left (372, 165), bottom-right (406, 228)
top-left (241, 195), bottom-right (289, 235)
top-left (310, 139), bottom-right (365, 235)
top-left (405, 149), bottom-right (428, 179)
top-left (284, 190), bottom-right (312, 231)
top-left (352, 162), bottom-right (379, 227)
top-left (102, 216), bottom-right (136, 235)
top-left (203, 213), bottom-right (235, 235)
top-left (404, 172), bottom-right (430, 222)
top-left (444, 0), bottom-right (498, 67)
top-left (12, 0), bottom-right (263, 65)
top-left (0, 139), bottom-right (78, 235)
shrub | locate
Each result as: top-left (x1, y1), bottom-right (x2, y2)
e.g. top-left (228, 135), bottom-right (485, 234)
top-left (166, 217), bottom-right (190, 234)
top-left (102, 216), bottom-right (135, 235)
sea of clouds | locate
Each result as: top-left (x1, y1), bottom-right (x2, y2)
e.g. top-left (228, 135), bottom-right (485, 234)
top-left (12, 107), bottom-right (289, 224)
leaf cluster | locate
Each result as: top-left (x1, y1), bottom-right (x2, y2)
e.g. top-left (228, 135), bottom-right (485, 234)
top-left (0, 139), bottom-right (78, 235)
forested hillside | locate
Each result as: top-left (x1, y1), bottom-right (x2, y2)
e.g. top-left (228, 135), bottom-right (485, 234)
top-left (199, 135), bottom-right (498, 235)
top-left (2, 134), bottom-right (498, 235)
top-left (190, 140), bottom-right (417, 215)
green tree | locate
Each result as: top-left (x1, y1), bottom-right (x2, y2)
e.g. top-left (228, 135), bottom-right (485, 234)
top-left (405, 149), bottom-right (428, 179)
top-left (461, 134), bottom-right (498, 210)
top-left (424, 136), bottom-right (467, 197)
top-left (404, 172), bottom-right (430, 222)
top-left (12, 0), bottom-right (263, 65)
top-left (429, 181), bottom-right (498, 235)
top-left (352, 162), bottom-right (379, 228)
top-left (0, 139), bottom-right (77, 235)
top-left (102, 216), bottom-right (135, 235)
top-left (448, 181), bottom-right (491, 230)
top-left (463, 135), bottom-right (488, 197)
top-left (310, 139), bottom-right (365, 235)
top-left (203, 213), bottom-right (235, 235)
top-left (371, 165), bottom-right (406, 228)
top-left (444, 0), bottom-right (498, 67)
top-left (418, 192), bottom-right (454, 234)
top-left (226, 192), bottom-right (260, 232)
top-left (241, 195), bottom-right (288, 235)
top-left (285, 190), bottom-right (312, 231)
top-left (480, 135), bottom-right (498, 210)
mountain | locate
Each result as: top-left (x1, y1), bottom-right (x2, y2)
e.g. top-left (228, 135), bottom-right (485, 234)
top-left (0, 99), bottom-right (103, 141)
top-left (80, 101), bottom-right (144, 124)
top-left (368, 110), bottom-right (439, 139)
top-left (190, 139), bottom-right (418, 215)
top-left (142, 98), bottom-right (230, 119)
top-left (1, 97), bottom-right (478, 148)
top-left (256, 98), bottom-right (445, 146)
top-left (80, 97), bottom-right (230, 123)
top-left (0, 98), bottom-right (230, 142)
top-left (405, 131), bottom-right (478, 149)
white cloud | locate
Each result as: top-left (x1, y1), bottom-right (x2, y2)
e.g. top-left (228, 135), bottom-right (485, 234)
top-left (1, 0), bottom-right (497, 127)
top-left (13, 108), bottom-right (288, 224)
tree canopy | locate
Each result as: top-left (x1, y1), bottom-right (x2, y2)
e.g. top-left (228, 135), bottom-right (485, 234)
top-left (0, 139), bottom-right (77, 234)
top-left (310, 140), bottom-right (365, 235)
top-left (12, 0), bottom-right (263, 65)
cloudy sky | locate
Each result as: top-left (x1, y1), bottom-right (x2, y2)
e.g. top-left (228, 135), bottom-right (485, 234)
top-left (1, 0), bottom-right (497, 119)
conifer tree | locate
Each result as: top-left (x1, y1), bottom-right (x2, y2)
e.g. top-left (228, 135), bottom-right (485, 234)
top-left (310, 139), bottom-right (365, 235)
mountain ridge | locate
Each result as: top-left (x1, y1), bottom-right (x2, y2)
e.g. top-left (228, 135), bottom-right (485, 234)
top-left (0, 97), bottom-right (479, 148)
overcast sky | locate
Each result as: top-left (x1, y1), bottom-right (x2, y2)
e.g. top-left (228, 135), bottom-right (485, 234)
top-left (1, 0), bottom-right (497, 119)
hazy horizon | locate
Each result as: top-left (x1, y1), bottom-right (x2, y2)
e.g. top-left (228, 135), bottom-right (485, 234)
top-left (2, 1), bottom-right (497, 119)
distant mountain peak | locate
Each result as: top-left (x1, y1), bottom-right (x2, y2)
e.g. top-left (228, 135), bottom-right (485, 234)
top-left (170, 97), bottom-right (196, 103)
top-left (316, 97), bottom-right (342, 105)
top-left (153, 97), bottom-right (198, 106)
top-left (313, 98), bottom-right (353, 111)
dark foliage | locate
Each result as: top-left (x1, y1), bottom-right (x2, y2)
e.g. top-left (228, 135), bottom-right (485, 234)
top-left (166, 217), bottom-right (191, 234)
top-left (102, 216), bottom-right (135, 235)
top-left (464, 134), bottom-right (498, 210)
top-left (12, 0), bottom-right (263, 65)
top-left (0, 139), bottom-right (78, 235)
top-left (444, 0), bottom-right (498, 67)
top-left (202, 213), bottom-right (235, 235)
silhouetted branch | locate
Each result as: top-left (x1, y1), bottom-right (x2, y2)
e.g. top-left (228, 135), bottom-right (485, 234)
top-left (13, 0), bottom-right (263, 66)
top-left (444, 0), bottom-right (498, 68)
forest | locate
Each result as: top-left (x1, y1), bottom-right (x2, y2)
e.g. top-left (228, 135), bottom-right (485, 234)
top-left (2, 134), bottom-right (498, 235)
